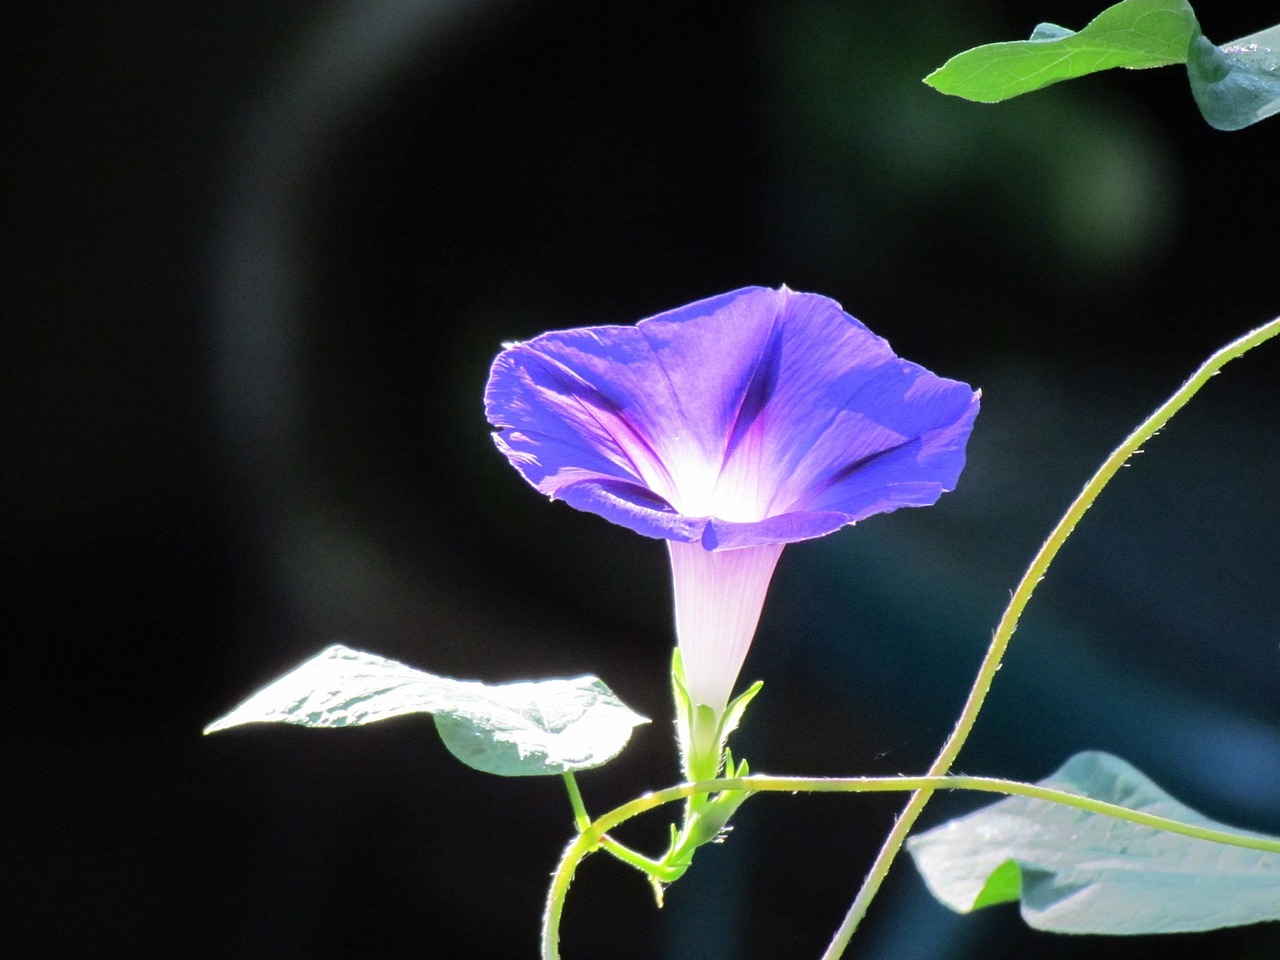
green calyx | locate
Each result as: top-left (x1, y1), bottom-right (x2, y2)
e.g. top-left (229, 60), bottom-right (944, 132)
top-left (671, 649), bottom-right (762, 783)
top-left (657, 651), bottom-right (761, 889)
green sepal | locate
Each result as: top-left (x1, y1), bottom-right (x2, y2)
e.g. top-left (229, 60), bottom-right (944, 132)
top-left (717, 681), bottom-right (763, 754)
top-left (670, 649), bottom-right (765, 783)
top-left (670, 649), bottom-right (697, 780)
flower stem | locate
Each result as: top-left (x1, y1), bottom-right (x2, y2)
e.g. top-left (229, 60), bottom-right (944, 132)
top-left (562, 772), bottom-right (591, 832)
top-left (540, 771), bottom-right (1280, 960)
top-left (819, 314), bottom-right (1280, 960)
top-left (561, 771), bottom-right (673, 882)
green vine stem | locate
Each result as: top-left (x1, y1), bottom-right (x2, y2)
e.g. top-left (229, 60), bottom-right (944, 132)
top-left (819, 313), bottom-right (1280, 960)
top-left (561, 772), bottom-right (671, 881)
top-left (541, 770), bottom-right (1280, 960)
top-left (562, 773), bottom-right (591, 832)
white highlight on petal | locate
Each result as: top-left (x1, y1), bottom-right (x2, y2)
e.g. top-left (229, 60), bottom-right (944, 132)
top-left (653, 421), bottom-right (777, 524)
top-left (667, 539), bottom-right (785, 716)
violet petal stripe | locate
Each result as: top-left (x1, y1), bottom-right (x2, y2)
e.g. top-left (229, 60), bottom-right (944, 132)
top-left (485, 286), bottom-right (979, 550)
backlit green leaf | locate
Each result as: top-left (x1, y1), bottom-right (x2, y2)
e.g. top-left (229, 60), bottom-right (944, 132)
top-left (205, 644), bottom-right (648, 776)
top-left (925, 0), bottom-right (1199, 102)
top-left (907, 751), bottom-right (1280, 933)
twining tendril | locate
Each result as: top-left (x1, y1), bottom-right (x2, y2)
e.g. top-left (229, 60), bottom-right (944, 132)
top-left (541, 765), bottom-right (1280, 960)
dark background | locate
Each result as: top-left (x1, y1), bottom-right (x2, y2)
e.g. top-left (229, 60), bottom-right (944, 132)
top-left (6, 0), bottom-right (1280, 957)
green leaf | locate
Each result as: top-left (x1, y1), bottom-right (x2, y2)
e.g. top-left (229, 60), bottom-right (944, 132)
top-left (204, 644), bottom-right (648, 777)
top-left (1188, 24), bottom-right (1280, 130)
top-left (925, 0), bottom-right (1199, 103)
top-left (907, 751), bottom-right (1280, 933)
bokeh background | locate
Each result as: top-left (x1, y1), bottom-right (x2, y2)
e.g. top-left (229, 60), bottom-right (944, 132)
top-left (7, 0), bottom-right (1280, 957)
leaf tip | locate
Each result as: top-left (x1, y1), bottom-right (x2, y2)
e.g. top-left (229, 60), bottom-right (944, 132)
top-left (202, 712), bottom-right (243, 736)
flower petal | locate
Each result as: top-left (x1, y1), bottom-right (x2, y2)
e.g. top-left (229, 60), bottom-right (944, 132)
top-left (485, 286), bottom-right (979, 550)
top-left (486, 287), bottom-right (787, 541)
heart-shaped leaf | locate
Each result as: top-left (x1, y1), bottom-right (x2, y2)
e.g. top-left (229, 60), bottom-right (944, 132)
top-left (907, 751), bottom-right (1280, 933)
top-left (924, 0), bottom-right (1199, 103)
top-left (205, 644), bottom-right (648, 777)
top-left (1188, 24), bottom-right (1280, 130)
top-left (925, 0), bottom-right (1280, 131)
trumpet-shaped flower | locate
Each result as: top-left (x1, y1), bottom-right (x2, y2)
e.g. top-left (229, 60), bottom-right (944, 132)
top-left (485, 286), bottom-right (979, 725)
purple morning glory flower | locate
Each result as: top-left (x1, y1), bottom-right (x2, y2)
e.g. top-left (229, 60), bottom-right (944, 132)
top-left (485, 286), bottom-right (979, 719)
